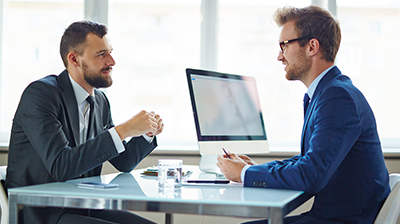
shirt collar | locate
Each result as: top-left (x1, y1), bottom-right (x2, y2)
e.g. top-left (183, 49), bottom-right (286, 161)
top-left (68, 74), bottom-right (95, 106)
top-left (307, 65), bottom-right (336, 100)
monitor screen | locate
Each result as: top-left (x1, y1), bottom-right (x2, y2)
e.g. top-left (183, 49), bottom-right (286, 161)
top-left (190, 74), bottom-right (265, 138)
top-left (186, 68), bottom-right (268, 158)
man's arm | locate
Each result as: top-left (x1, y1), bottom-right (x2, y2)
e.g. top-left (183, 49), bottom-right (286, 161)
top-left (244, 86), bottom-right (361, 192)
top-left (217, 153), bottom-right (302, 183)
top-left (92, 91), bottom-right (162, 173)
top-left (19, 81), bottom-right (120, 182)
top-left (109, 136), bottom-right (157, 172)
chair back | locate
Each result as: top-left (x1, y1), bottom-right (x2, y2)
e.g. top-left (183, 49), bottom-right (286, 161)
top-left (0, 165), bottom-right (8, 224)
top-left (374, 173), bottom-right (400, 224)
top-left (390, 173), bottom-right (400, 190)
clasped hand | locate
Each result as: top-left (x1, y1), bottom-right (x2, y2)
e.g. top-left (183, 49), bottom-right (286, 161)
top-left (115, 110), bottom-right (164, 140)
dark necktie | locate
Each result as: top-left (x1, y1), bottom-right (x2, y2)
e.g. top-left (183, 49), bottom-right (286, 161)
top-left (86, 95), bottom-right (95, 140)
top-left (81, 96), bottom-right (95, 178)
top-left (303, 93), bottom-right (310, 117)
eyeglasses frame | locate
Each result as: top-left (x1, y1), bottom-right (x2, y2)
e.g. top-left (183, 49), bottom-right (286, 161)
top-left (279, 36), bottom-right (315, 53)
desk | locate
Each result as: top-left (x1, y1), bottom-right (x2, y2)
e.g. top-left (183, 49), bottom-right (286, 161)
top-left (8, 166), bottom-right (310, 224)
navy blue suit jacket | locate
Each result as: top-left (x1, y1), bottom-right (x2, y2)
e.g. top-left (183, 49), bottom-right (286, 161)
top-left (5, 70), bottom-right (157, 223)
top-left (245, 66), bottom-right (390, 223)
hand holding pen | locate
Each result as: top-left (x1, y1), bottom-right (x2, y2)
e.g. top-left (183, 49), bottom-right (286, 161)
top-left (222, 148), bottom-right (232, 159)
top-left (222, 148), bottom-right (258, 165)
top-left (217, 148), bottom-right (244, 183)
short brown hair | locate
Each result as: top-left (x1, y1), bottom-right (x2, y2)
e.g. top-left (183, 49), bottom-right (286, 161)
top-left (60, 21), bottom-right (108, 68)
top-left (273, 5), bottom-right (341, 62)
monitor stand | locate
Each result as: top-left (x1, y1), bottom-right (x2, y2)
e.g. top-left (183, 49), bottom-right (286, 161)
top-left (199, 155), bottom-right (222, 174)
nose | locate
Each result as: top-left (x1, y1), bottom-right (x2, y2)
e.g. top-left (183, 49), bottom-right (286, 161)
top-left (107, 54), bottom-right (116, 67)
top-left (277, 51), bottom-right (284, 61)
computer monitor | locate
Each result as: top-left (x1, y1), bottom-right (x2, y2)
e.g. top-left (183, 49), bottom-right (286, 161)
top-left (186, 68), bottom-right (269, 172)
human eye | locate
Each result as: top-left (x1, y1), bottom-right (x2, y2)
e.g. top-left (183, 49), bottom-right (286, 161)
top-left (279, 42), bottom-right (287, 53)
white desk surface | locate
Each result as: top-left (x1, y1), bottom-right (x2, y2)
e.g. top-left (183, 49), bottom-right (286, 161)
top-left (8, 165), bottom-right (310, 224)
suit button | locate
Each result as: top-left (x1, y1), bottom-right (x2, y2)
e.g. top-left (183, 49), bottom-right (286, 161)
top-left (97, 157), bottom-right (101, 162)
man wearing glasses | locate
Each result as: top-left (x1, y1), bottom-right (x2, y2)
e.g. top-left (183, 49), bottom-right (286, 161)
top-left (217, 5), bottom-right (390, 224)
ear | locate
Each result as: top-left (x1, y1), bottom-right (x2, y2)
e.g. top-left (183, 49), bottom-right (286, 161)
top-left (308, 38), bottom-right (320, 56)
top-left (67, 52), bottom-right (80, 68)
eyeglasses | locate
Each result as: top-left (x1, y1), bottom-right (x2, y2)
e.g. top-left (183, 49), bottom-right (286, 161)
top-left (279, 36), bottom-right (314, 53)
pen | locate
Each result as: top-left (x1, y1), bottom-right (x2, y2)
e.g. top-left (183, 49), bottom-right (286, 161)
top-left (222, 148), bottom-right (232, 159)
top-left (184, 170), bottom-right (192, 177)
top-left (186, 180), bottom-right (229, 184)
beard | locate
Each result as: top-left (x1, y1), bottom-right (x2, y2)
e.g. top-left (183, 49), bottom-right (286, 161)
top-left (82, 61), bottom-right (113, 88)
top-left (285, 49), bottom-right (311, 82)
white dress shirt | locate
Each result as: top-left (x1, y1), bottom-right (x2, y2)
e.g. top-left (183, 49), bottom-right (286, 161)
top-left (68, 75), bottom-right (153, 154)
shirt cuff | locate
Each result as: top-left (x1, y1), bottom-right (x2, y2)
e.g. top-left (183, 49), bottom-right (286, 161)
top-left (108, 128), bottom-right (125, 154)
top-left (241, 164), bottom-right (251, 183)
top-left (142, 134), bottom-right (154, 143)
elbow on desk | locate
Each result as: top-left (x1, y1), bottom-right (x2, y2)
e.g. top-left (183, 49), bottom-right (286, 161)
top-left (114, 166), bottom-right (134, 173)
top-left (50, 168), bottom-right (74, 182)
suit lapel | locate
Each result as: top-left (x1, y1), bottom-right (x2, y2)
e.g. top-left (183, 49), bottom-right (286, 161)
top-left (57, 70), bottom-right (80, 147)
top-left (300, 66), bottom-right (342, 155)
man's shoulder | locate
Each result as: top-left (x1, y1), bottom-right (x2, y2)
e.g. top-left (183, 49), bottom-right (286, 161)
top-left (317, 72), bottom-right (369, 111)
top-left (26, 70), bottom-right (68, 92)
top-left (329, 72), bottom-right (363, 97)
top-left (319, 67), bottom-right (356, 93)
top-left (37, 74), bottom-right (58, 84)
top-left (36, 70), bottom-right (68, 86)
top-left (28, 74), bottom-right (59, 91)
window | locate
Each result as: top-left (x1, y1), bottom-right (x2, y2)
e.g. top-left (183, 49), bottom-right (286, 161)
top-left (336, 0), bottom-right (400, 150)
top-left (107, 0), bottom-right (201, 149)
top-left (106, 0), bottom-right (310, 152)
top-left (0, 0), bottom-right (84, 143)
top-left (218, 0), bottom-right (311, 148)
top-left (1, 0), bottom-right (399, 153)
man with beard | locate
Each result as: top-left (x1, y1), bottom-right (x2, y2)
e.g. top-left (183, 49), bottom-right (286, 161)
top-left (217, 5), bottom-right (390, 224)
top-left (5, 21), bottom-right (162, 224)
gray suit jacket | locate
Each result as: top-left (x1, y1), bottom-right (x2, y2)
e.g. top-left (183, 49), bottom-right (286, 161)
top-left (5, 70), bottom-right (157, 223)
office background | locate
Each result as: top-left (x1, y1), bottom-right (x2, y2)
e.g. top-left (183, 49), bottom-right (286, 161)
top-left (0, 0), bottom-right (399, 223)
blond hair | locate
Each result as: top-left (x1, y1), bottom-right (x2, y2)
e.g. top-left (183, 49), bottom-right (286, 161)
top-left (273, 5), bottom-right (341, 62)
